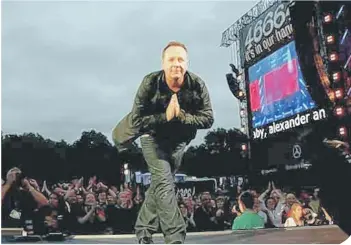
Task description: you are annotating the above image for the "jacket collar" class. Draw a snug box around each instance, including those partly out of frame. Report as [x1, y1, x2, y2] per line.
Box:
[159, 70, 191, 91]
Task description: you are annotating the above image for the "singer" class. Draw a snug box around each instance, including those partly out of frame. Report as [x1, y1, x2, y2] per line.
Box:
[112, 41, 214, 244]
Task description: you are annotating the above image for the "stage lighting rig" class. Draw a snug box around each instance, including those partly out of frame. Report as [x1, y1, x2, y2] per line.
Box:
[335, 106, 345, 117]
[226, 64, 246, 102]
[315, 2, 351, 141]
[333, 72, 341, 82]
[324, 13, 333, 23]
[229, 64, 240, 77]
[291, 1, 350, 142]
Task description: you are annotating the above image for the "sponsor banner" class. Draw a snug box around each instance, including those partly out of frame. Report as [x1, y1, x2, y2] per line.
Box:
[240, 1, 293, 66]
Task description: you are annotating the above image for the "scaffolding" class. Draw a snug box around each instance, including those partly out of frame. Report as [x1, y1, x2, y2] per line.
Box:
[220, 0, 280, 158]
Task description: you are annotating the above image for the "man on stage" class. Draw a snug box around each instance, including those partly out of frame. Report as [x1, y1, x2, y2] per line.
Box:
[112, 41, 214, 244]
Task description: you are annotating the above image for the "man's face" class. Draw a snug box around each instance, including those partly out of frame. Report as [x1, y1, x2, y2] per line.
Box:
[287, 195, 297, 206]
[162, 46, 188, 82]
[76, 195, 84, 204]
[313, 188, 319, 198]
[49, 194, 59, 207]
[266, 198, 276, 210]
[250, 190, 258, 198]
[67, 195, 77, 204]
[98, 192, 107, 203]
[216, 198, 225, 209]
[201, 194, 211, 206]
[107, 195, 116, 205]
[294, 206, 303, 218]
[270, 191, 280, 202]
[179, 203, 187, 216]
[85, 193, 96, 206]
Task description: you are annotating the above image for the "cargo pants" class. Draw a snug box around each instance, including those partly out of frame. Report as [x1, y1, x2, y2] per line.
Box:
[135, 134, 187, 244]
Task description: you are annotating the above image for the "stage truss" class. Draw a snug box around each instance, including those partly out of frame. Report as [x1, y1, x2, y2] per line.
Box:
[220, 0, 281, 140]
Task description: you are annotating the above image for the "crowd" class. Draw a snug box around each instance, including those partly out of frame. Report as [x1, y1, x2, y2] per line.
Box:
[2, 167, 334, 236]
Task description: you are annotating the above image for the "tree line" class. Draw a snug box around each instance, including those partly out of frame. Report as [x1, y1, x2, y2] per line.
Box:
[1, 128, 249, 186]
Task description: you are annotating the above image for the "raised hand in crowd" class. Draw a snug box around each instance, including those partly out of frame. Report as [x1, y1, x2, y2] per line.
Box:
[64, 187, 76, 201]
[216, 208, 224, 218]
[78, 177, 84, 186]
[2, 167, 21, 201]
[78, 202, 97, 224]
[86, 176, 96, 191]
[21, 178, 49, 207]
[133, 185, 143, 204]
[267, 181, 272, 191]
[41, 180, 51, 196]
[97, 182, 108, 191]
[29, 179, 40, 191]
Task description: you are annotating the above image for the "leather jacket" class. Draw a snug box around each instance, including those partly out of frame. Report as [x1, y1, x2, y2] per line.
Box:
[112, 70, 214, 152]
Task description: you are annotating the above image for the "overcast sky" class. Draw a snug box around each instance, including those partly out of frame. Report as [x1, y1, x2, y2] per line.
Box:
[2, 0, 256, 146]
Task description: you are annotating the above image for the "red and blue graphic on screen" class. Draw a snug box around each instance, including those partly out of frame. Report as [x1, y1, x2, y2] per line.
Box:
[248, 41, 316, 129]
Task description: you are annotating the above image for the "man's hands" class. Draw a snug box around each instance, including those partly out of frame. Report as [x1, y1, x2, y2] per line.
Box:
[6, 167, 21, 186]
[174, 95, 180, 117]
[166, 94, 181, 121]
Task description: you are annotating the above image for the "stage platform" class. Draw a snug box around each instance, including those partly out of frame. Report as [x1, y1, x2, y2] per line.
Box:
[2, 225, 349, 244]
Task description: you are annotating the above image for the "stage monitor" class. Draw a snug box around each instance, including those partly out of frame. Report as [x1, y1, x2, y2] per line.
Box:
[247, 40, 327, 140]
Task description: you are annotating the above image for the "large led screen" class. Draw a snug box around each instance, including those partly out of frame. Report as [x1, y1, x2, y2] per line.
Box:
[248, 41, 317, 129]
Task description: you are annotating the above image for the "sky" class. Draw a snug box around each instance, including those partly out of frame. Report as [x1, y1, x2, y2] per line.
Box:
[2, 0, 256, 146]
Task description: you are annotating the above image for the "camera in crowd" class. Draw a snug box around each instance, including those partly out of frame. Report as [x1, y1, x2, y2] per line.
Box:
[15, 172, 26, 188]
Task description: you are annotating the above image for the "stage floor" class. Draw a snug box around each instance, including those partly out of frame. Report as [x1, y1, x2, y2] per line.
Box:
[2, 225, 349, 244]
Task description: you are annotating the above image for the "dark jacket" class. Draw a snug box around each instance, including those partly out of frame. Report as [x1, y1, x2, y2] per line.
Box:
[112, 70, 214, 152]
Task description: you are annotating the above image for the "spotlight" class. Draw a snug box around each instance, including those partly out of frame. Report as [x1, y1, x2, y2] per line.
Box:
[335, 106, 344, 116]
[238, 90, 245, 98]
[326, 35, 335, 44]
[335, 88, 343, 99]
[339, 126, 347, 137]
[324, 14, 332, 23]
[241, 143, 247, 151]
[329, 52, 338, 62]
[332, 72, 341, 82]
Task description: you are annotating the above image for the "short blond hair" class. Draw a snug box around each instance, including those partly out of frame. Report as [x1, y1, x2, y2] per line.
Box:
[162, 41, 188, 59]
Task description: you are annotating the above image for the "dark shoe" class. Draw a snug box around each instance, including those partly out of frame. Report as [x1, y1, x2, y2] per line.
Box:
[139, 237, 153, 244]
[170, 241, 183, 244]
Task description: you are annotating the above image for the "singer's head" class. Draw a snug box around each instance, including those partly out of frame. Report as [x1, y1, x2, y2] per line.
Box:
[162, 41, 188, 86]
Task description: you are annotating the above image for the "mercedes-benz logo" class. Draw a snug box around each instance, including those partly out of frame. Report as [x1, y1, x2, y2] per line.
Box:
[292, 144, 302, 159]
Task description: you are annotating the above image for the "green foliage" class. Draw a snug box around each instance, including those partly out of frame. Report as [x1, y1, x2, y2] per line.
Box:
[1, 128, 248, 183]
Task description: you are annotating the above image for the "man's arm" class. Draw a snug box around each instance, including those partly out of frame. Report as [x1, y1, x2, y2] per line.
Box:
[131, 75, 167, 131]
[23, 180, 49, 207]
[177, 82, 214, 129]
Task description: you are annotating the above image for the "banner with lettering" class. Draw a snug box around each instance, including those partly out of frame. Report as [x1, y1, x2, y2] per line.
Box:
[240, 1, 294, 67]
[175, 180, 216, 199]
